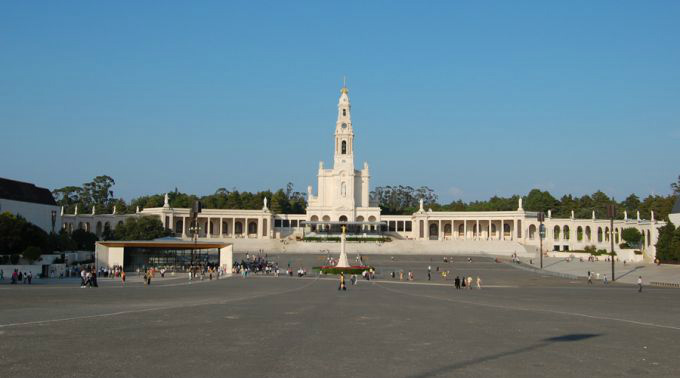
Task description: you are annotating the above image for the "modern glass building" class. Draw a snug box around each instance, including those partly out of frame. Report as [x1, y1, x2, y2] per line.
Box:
[95, 239, 233, 274]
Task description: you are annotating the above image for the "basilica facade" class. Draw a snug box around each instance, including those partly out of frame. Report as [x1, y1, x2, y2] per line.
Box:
[61, 85, 668, 258]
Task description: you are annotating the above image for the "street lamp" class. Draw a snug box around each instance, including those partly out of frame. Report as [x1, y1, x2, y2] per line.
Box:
[189, 200, 202, 269]
[607, 204, 616, 281]
[537, 212, 545, 269]
[51, 210, 57, 234]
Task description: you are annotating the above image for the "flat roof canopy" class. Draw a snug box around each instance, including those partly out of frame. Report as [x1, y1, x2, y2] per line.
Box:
[97, 240, 229, 250]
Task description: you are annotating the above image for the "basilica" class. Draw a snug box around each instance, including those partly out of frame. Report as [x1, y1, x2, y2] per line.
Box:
[61, 85, 666, 259]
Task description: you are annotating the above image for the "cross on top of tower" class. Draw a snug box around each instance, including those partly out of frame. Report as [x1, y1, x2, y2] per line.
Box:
[341, 76, 348, 94]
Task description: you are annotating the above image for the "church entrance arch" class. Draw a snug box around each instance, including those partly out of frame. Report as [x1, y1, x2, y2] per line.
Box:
[429, 223, 438, 240]
[248, 221, 257, 235]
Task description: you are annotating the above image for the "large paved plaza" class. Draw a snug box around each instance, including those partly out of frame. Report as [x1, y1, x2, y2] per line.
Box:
[1, 255, 679, 378]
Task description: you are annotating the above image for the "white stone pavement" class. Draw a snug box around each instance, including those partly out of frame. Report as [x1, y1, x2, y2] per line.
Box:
[519, 256, 680, 286]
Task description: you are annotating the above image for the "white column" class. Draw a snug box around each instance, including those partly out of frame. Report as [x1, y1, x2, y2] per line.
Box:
[232, 218, 236, 238]
[464, 220, 467, 240]
[258, 217, 262, 239]
[182, 217, 187, 238]
[206, 217, 211, 238]
[512, 219, 517, 240]
[439, 220, 442, 240]
[476, 220, 480, 240]
[500, 220, 504, 240]
[219, 217, 223, 237]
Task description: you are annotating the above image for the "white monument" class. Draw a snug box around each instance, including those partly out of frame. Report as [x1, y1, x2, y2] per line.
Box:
[336, 225, 350, 268]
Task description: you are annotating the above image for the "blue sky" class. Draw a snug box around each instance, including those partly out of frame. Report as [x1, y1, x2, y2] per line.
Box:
[1, 1, 679, 203]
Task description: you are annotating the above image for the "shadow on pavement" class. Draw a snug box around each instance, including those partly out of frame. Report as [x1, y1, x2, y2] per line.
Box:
[615, 265, 645, 281]
[406, 333, 601, 378]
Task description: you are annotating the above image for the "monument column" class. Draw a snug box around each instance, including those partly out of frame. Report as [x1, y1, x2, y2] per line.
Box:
[464, 220, 467, 240]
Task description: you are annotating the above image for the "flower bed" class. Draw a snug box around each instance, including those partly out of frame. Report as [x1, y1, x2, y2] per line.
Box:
[314, 265, 373, 275]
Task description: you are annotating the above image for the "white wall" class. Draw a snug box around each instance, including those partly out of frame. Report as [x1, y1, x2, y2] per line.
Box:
[669, 213, 680, 226]
[0, 198, 61, 233]
[219, 245, 233, 276]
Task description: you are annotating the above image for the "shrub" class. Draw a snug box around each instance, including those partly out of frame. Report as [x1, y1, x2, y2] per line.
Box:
[621, 228, 642, 247]
[314, 266, 373, 275]
[23, 246, 43, 262]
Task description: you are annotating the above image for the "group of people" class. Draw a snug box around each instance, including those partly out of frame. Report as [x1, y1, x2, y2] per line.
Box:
[80, 268, 99, 287]
[3, 269, 33, 284]
[454, 275, 481, 289]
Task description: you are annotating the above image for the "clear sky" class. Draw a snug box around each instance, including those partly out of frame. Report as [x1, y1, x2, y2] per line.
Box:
[1, 1, 679, 203]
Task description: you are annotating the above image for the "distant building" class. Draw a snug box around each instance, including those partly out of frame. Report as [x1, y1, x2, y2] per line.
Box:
[669, 197, 680, 226]
[61, 85, 667, 259]
[0, 177, 61, 233]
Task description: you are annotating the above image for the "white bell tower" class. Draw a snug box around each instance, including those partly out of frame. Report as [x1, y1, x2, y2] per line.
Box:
[334, 79, 354, 169]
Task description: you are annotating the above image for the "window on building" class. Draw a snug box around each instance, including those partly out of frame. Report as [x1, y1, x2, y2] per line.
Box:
[343, 109, 346, 116]
[341, 140, 347, 154]
[405, 221, 412, 232]
[274, 219, 282, 228]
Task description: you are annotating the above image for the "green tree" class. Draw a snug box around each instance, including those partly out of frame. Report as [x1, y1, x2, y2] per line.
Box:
[22, 246, 42, 263]
[524, 189, 558, 214]
[0, 212, 51, 255]
[70, 229, 98, 251]
[672, 227, 680, 263]
[671, 175, 680, 195]
[51, 186, 83, 213]
[271, 189, 289, 214]
[621, 228, 642, 248]
[113, 216, 172, 241]
[655, 222, 676, 263]
[82, 175, 115, 209]
[591, 190, 613, 218]
[622, 194, 641, 214]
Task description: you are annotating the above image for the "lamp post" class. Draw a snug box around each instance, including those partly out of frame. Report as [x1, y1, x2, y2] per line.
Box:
[538, 212, 545, 269]
[189, 200, 202, 268]
[607, 204, 616, 281]
[51, 210, 57, 234]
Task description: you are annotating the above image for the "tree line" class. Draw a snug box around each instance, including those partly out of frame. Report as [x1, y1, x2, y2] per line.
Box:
[52, 177, 307, 215]
[373, 177, 679, 222]
[53, 176, 679, 222]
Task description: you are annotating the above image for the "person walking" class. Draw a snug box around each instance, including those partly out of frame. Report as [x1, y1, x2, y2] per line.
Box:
[637, 276, 643, 293]
[338, 272, 346, 291]
[603, 274, 608, 285]
[454, 276, 460, 289]
[121, 271, 126, 286]
[476, 276, 482, 289]
[587, 271, 592, 285]
[427, 265, 432, 281]
[467, 276, 473, 290]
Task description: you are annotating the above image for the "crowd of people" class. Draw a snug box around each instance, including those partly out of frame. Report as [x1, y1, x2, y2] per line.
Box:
[2, 269, 33, 284]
